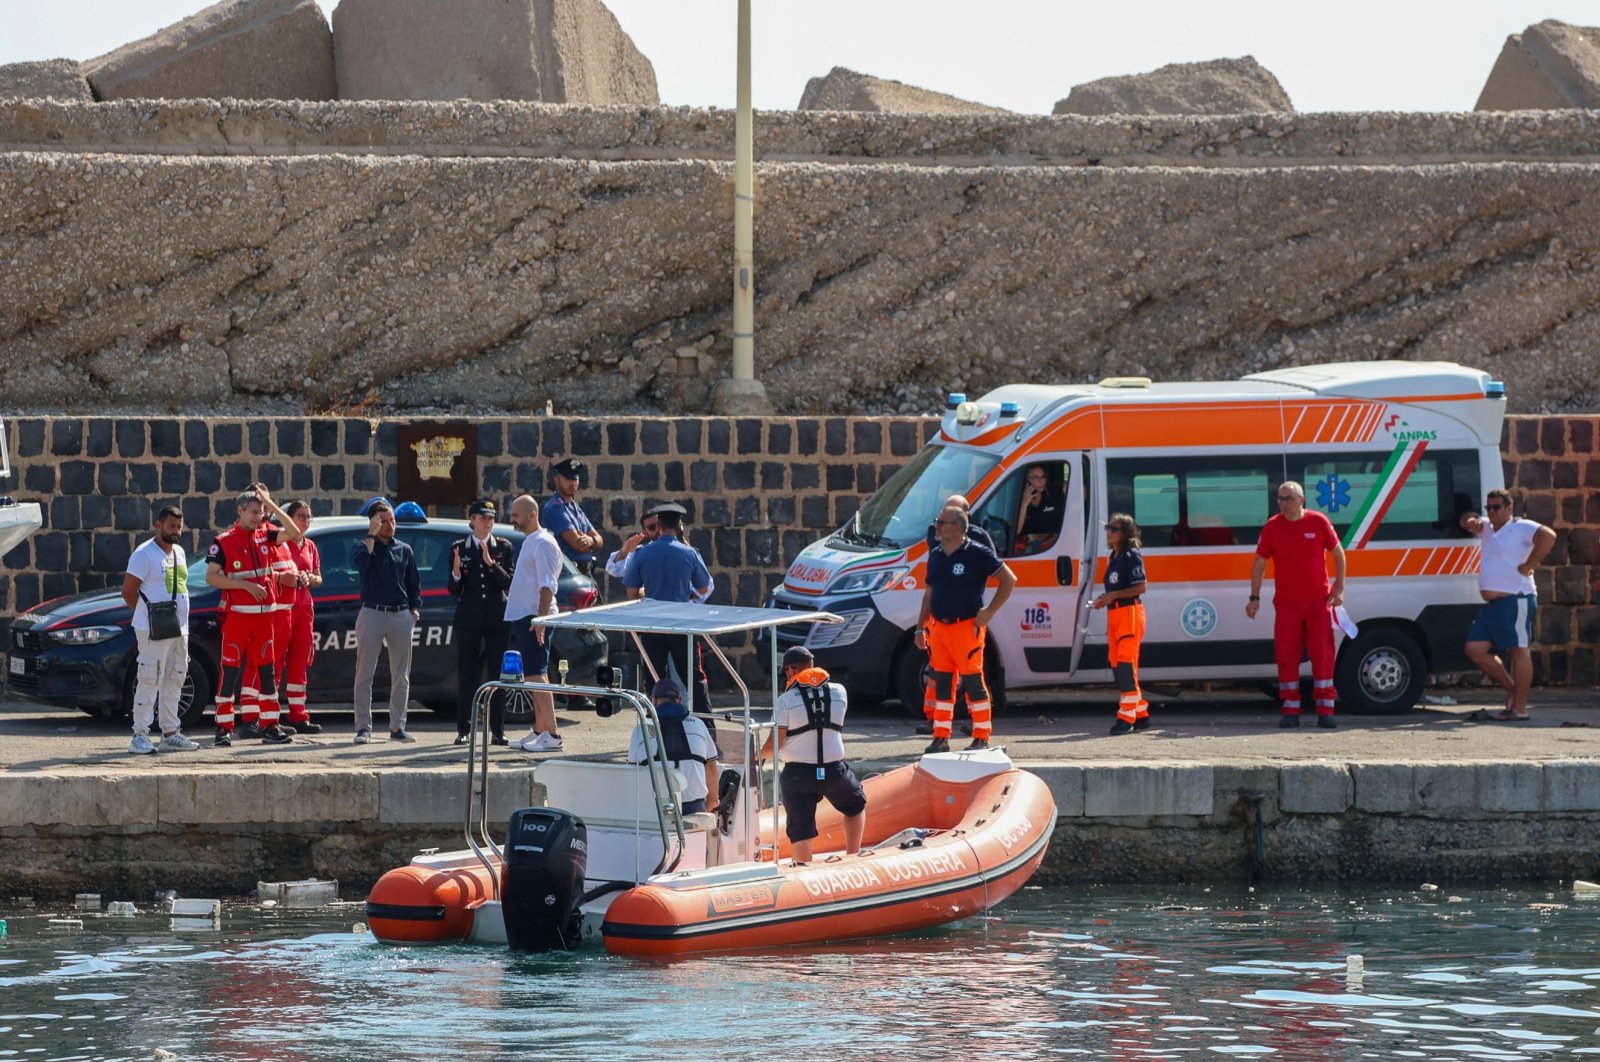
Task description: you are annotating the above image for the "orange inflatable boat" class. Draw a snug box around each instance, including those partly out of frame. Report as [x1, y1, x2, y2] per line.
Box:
[367, 747, 1055, 956]
[366, 600, 1056, 956]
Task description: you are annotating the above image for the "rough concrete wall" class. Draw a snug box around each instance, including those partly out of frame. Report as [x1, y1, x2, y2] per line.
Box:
[2, 415, 1594, 687]
[1476, 20, 1600, 111]
[3, 150, 1600, 416]
[0, 59, 93, 103]
[1054, 56, 1293, 116]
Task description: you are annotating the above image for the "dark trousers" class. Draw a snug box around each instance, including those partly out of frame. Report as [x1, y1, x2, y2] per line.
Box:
[639, 632, 713, 714]
[456, 606, 509, 737]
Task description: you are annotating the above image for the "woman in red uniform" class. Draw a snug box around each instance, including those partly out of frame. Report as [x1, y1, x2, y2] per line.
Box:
[281, 500, 323, 734]
[1093, 513, 1149, 735]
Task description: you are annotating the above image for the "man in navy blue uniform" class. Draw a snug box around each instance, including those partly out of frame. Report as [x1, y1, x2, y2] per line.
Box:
[543, 457, 604, 575]
[624, 502, 715, 715]
[916, 493, 995, 732]
[915, 506, 1016, 753]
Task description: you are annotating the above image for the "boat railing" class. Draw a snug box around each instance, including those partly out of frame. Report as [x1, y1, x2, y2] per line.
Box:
[462, 680, 688, 898]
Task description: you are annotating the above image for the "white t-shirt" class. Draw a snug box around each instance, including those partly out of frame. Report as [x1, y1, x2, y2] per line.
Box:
[777, 678, 849, 764]
[127, 539, 190, 631]
[506, 528, 562, 622]
[628, 713, 717, 802]
[1476, 516, 1539, 596]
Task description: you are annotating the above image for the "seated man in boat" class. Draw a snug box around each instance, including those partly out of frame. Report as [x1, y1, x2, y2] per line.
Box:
[628, 679, 720, 816]
[762, 646, 867, 865]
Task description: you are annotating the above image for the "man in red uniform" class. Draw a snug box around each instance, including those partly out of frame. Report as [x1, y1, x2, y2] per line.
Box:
[205, 485, 304, 746]
[280, 500, 323, 734]
[1247, 481, 1346, 729]
[237, 529, 300, 735]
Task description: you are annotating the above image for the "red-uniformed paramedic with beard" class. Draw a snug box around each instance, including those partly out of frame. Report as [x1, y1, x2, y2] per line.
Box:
[1247, 481, 1346, 729]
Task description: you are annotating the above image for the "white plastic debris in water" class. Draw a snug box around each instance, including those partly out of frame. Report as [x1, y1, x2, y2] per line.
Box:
[107, 901, 139, 916]
[170, 898, 221, 919]
[257, 879, 339, 909]
[154, 1049, 177, 1061]
[1420, 883, 1439, 891]
[48, 918, 84, 928]
[1345, 954, 1365, 988]
[75, 892, 102, 911]
[1573, 880, 1600, 896]
[352, 922, 368, 935]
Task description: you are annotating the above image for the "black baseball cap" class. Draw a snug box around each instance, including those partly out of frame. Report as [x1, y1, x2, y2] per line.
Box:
[551, 457, 585, 480]
[782, 646, 814, 669]
[467, 499, 497, 518]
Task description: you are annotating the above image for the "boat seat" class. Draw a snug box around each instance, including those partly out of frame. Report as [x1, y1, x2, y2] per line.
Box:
[536, 760, 685, 827]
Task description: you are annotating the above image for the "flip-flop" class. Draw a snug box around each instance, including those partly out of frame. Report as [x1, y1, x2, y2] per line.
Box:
[1491, 710, 1531, 722]
[1468, 709, 1496, 721]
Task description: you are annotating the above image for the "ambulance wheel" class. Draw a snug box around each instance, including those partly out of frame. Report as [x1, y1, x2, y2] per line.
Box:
[892, 645, 928, 718]
[1336, 627, 1426, 715]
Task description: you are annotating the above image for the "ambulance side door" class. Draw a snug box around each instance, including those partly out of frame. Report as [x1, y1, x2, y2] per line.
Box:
[971, 452, 1095, 679]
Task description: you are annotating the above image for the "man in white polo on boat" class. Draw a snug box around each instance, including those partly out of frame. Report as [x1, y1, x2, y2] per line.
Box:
[761, 646, 867, 865]
[628, 678, 720, 815]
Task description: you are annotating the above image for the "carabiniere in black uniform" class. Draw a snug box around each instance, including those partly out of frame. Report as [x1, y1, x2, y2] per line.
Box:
[448, 520, 518, 743]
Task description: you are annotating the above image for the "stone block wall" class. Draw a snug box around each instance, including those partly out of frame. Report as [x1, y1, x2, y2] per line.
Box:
[2, 414, 1594, 686]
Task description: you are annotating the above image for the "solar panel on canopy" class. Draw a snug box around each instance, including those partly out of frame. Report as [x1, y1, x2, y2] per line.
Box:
[529, 599, 841, 636]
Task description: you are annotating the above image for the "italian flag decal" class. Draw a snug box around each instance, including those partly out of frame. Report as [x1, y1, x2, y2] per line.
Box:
[1342, 439, 1429, 550]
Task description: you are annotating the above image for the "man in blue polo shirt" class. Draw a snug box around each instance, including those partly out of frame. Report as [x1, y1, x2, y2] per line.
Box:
[915, 506, 1016, 753]
[624, 502, 714, 714]
[543, 457, 604, 575]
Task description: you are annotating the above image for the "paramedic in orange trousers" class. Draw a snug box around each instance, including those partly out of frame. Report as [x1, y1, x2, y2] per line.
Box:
[280, 500, 323, 733]
[1093, 513, 1150, 735]
[917, 494, 996, 736]
[1247, 481, 1346, 729]
[237, 525, 299, 734]
[915, 506, 1016, 753]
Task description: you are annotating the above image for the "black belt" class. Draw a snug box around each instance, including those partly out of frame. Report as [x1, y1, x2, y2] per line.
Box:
[1107, 598, 1142, 611]
[931, 616, 972, 625]
[364, 603, 410, 613]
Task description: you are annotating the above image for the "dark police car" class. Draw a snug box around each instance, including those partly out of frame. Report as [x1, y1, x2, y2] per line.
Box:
[2, 513, 606, 729]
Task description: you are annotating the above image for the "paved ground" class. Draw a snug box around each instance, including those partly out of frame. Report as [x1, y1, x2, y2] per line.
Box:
[3, 683, 1597, 774]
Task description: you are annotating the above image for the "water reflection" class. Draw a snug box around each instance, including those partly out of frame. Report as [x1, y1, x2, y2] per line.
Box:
[0, 887, 1598, 1060]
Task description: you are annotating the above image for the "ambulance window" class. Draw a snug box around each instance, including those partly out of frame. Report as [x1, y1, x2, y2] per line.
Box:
[851, 444, 1001, 550]
[1295, 449, 1480, 541]
[1107, 456, 1279, 547]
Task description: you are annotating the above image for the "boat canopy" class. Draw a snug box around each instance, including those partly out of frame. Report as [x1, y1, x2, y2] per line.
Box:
[530, 599, 842, 636]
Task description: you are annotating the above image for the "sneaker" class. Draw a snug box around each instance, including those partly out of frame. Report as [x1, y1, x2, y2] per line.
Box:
[287, 719, 321, 735]
[454, 733, 470, 746]
[260, 725, 292, 745]
[964, 738, 990, 751]
[390, 729, 416, 743]
[214, 727, 233, 748]
[923, 737, 950, 754]
[491, 734, 510, 747]
[524, 731, 564, 753]
[1108, 719, 1134, 736]
[129, 732, 157, 755]
[237, 721, 262, 739]
[354, 728, 371, 744]
[1279, 714, 1301, 729]
[158, 732, 199, 752]
[509, 730, 541, 751]
[1132, 717, 1152, 732]
[1317, 714, 1338, 729]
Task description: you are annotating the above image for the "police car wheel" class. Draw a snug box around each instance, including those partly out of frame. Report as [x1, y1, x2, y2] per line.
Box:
[1335, 627, 1426, 715]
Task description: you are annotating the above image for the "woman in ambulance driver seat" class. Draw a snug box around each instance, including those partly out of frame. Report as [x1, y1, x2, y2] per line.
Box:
[1013, 464, 1064, 556]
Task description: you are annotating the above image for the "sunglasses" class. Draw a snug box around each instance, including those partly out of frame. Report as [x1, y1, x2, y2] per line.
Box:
[1483, 503, 1505, 511]
[1104, 524, 1124, 532]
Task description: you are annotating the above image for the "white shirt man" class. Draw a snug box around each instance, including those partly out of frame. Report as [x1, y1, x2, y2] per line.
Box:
[505, 494, 565, 752]
[1460, 491, 1556, 720]
[628, 679, 720, 814]
[120, 505, 199, 753]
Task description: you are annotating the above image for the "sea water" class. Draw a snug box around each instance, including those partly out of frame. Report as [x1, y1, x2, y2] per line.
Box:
[1, 885, 1597, 1060]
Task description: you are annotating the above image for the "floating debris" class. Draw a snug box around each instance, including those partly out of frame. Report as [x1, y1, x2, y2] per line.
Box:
[1420, 883, 1439, 891]
[75, 892, 102, 911]
[1574, 880, 1600, 897]
[49, 917, 84, 929]
[257, 879, 339, 909]
[107, 901, 139, 916]
[170, 898, 222, 920]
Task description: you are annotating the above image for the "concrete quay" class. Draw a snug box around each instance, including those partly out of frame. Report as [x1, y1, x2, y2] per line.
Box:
[2, 687, 1597, 899]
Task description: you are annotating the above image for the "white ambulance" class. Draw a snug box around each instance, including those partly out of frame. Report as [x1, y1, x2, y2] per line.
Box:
[768, 361, 1505, 715]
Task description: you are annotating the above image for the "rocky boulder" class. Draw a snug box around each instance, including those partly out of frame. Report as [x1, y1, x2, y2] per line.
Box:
[333, 0, 659, 104]
[1476, 20, 1600, 111]
[85, 0, 335, 101]
[799, 67, 1007, 115]
[0, 60, 93, 102]
[1053, 57, 1292, 116]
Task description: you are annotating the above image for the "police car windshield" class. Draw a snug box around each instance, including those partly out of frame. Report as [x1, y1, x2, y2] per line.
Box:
[842, 445, 1000, 550]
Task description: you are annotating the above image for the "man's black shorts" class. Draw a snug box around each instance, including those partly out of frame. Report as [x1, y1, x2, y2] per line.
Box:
[779, 761, 867, 843]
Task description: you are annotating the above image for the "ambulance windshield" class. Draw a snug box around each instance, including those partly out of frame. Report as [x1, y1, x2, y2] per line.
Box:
[842, 445, 1001, 550]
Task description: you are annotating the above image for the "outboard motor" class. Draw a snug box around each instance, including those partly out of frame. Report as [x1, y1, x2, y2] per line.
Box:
[501, 807, 588, 952]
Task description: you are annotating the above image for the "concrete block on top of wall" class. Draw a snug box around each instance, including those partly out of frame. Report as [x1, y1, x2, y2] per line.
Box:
[1280, 763, 1352, 814]
[1476, 762, 1543, 813]
[1414, 764, 1479, 813]
[157, 770, 379, 824]
[1352, 763, 1414, 813]
[1544, 760, 1600, 811]
[1082, 764, 1213, 818]
[1030, 764, 1086, 817]
[378, 768, 540, 825]
[0, 774, 159, 827]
